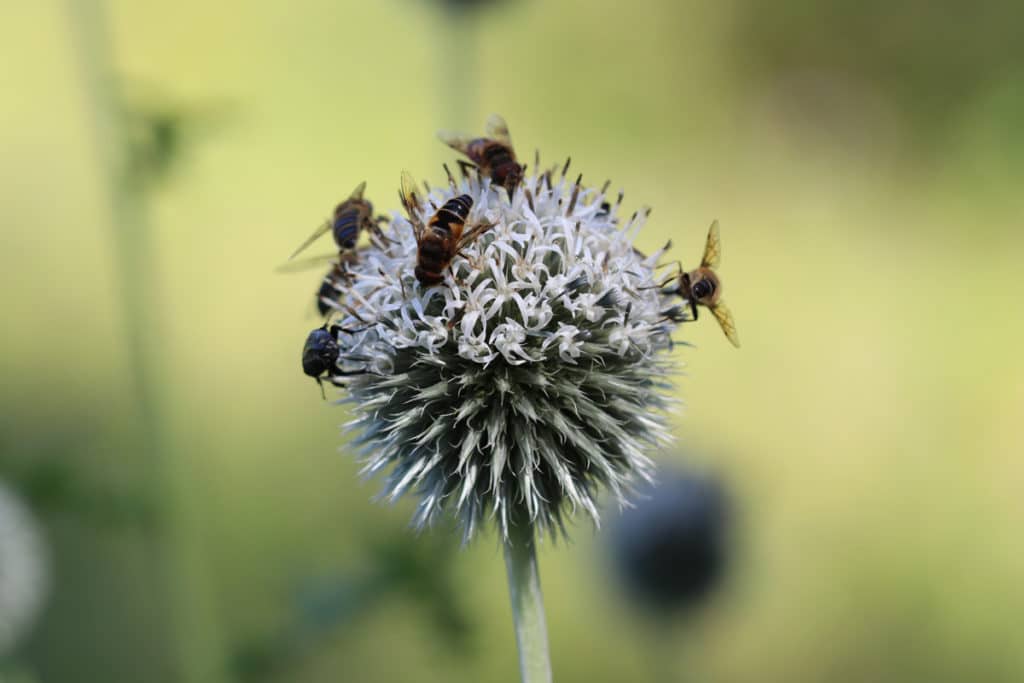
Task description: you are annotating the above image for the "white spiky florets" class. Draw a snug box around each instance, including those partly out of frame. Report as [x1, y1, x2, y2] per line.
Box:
[0, 481, 49, 657]
[323, 164, 689, 540]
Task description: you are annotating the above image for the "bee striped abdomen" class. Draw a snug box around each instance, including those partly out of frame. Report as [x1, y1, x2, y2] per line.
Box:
[332, 206, 364, 249]
[413, 194, 474, 287]
[428, 195, 473, 233]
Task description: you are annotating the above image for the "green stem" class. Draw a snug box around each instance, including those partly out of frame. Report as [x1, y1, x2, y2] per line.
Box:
[63, 3, 224, 681]
[503, 515, 553, 683]
[439, 3, 477, 129]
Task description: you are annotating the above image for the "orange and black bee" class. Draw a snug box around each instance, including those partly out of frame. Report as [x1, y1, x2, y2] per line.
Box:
[673, 220, 739, 348]
[288, 181, 385, 260]
[438, 114, 523, 194]
[399, 171, 493, 287]
[282, 182, 386, 315]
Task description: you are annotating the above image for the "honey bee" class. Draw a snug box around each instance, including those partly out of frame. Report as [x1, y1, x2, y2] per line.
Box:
[315, 257, 356, 316]
[399, 170, 492, 287]
[288, 181, 384, 260]
[277, 248, 358, 316]
[437, 113, 523, 194]
[674, 220, 739, 348]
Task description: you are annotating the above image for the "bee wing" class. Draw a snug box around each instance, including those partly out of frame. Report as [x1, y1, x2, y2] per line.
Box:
[437, 129, 472, 154]
[347, 180, 367, 201]
[288, 220, 333, 260]
[485, 113, 512, 145]
[399, 170, 425, 236]
[275, 252, 338, 273]
[400, 170, 421, 211]
[710, 301, 740, 348]
[701, 219, 721, 269]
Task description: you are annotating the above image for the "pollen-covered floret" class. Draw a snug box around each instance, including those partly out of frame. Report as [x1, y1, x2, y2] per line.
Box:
[320, 164, 687, 540]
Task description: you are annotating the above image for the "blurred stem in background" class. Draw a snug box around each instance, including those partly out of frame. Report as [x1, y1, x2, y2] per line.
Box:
[503, 515, 552, 683]
[233, 530, 472, 680]
[63, 2, 225, 681]
[436, 0, 482, 129]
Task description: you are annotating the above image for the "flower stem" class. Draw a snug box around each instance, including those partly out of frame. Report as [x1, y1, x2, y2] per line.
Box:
[63, 2, 224, 681]
[503, 515, 553, 683]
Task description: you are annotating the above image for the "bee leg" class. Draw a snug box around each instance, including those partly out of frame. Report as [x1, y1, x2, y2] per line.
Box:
[316, 377, 326, 400]
[456, 160, 477, 181]
[456, 221, 496, 252]
[638, 273, 678, 291]
[370, 221, 396, 245]
[655, 258, 683, 273]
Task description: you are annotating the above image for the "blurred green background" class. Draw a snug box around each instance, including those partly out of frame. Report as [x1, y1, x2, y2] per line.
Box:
[2, 1, 1023, 681]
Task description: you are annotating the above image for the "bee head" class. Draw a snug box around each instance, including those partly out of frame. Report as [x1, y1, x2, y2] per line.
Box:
[692, 278, 715, 301]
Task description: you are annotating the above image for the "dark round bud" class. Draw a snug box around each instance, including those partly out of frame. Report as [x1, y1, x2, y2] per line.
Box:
[438, 0, 504, 7]
[607, 467, 730, 616]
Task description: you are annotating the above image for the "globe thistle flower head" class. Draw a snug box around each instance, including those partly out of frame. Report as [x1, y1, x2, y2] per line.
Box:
[320, 149, 688, 541]
[606, 466, 730, 616]
[0, 481, 49, 657]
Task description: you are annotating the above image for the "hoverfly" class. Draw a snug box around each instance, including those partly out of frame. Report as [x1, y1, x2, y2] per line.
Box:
[287, 181, 385, 261]
[399, 170, 493, 287]
[673, 220, 739, 348]
[437, 113, 523, 194]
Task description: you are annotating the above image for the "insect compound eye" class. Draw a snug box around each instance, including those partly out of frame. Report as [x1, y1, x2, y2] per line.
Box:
[693, 279, 714, 300]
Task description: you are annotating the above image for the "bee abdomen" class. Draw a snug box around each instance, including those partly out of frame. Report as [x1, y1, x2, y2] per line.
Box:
[429, 194, 473, 232]
[332, 209, 362, 248]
